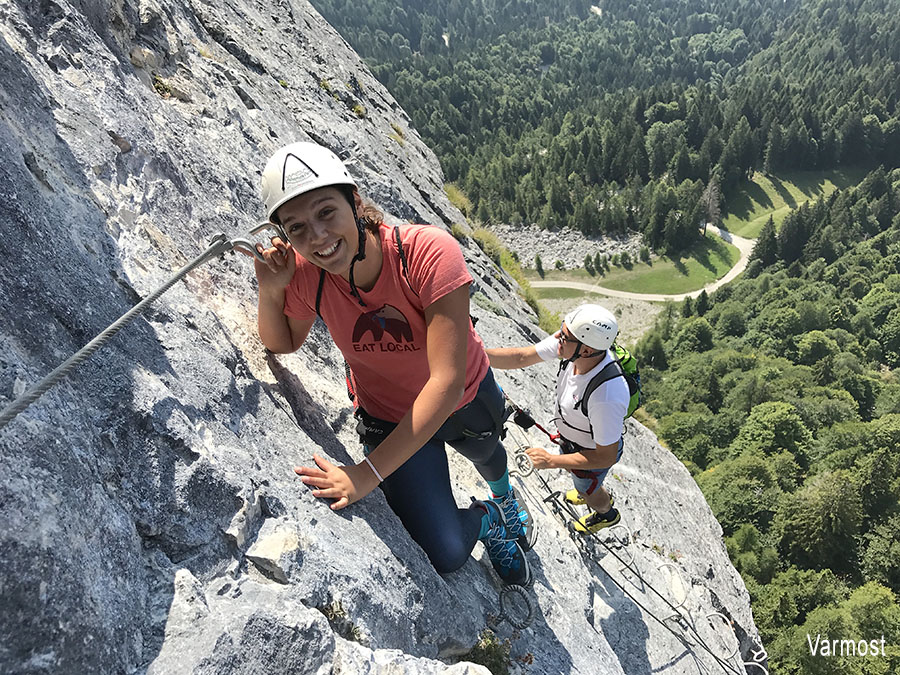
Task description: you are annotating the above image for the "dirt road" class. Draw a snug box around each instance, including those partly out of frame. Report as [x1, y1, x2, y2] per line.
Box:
[531, 226, 755, 302]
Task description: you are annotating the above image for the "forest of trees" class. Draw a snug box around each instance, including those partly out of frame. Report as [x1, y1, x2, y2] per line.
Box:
[635, 168, 900, 673]
[312, 0, 900, 253]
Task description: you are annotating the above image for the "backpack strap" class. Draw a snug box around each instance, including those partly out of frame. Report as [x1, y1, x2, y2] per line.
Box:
[555, 361, 595, 436]
[315, 268, 326, 318]
[344, 361, 356, 402]
[393, 224, 479, 326]
[575, 360, 626, 418]
[394, 225, 419, 298]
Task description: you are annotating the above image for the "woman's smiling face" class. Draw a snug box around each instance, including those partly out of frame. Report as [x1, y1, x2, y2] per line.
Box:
[277, 186, 361, 274]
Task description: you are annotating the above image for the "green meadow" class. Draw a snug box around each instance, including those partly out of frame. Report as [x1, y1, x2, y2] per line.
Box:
[527, 231, 739, 295]
[721, 168, 866, 238]
[525, 169, 869, 297]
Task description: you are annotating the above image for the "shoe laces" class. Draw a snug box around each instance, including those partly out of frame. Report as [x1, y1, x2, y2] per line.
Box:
[496, 491, 525, 536]
[483, 508, 520, 571]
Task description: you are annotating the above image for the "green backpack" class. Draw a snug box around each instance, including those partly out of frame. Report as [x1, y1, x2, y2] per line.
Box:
[574, 344, 642, 419]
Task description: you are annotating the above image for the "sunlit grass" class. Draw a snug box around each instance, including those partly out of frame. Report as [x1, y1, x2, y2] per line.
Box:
[722, 168, 867, 238]
[526, 232, 738, 295]
[444, 182, 471, 217]
[598, 233, 739, 293]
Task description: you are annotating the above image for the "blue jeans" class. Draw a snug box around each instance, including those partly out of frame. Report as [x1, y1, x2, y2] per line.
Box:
[363, 369, 508, 573]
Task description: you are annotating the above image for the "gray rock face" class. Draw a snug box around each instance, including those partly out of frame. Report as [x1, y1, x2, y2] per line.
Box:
[0, 1, 762, 674]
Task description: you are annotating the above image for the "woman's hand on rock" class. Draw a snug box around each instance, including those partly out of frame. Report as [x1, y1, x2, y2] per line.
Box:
[294, 453, 380, 510]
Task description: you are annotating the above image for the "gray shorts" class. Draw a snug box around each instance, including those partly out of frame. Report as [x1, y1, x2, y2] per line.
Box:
[569, 437, 624, 496]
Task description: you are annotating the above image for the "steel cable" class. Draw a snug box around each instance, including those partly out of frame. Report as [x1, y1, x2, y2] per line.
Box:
[0, 236, 235, 431]
[504, 396, 744, 675]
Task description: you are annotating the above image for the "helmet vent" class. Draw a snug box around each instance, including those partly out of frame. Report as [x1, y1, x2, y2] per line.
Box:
[282, 153, 319, 190]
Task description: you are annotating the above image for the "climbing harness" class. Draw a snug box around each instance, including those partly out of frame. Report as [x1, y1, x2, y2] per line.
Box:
[502, 393, 767, 675]
[0, 223, 281, 432]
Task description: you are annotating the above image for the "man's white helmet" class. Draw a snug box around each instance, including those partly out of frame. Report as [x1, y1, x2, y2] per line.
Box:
[564, 304, 618, 351]
[260, 142, 357, 222]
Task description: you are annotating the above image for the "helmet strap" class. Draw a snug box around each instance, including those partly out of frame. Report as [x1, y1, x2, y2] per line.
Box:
[559, 342, 603, 375]
[346, 195, 368, 307]
[559, 341, 583, 374]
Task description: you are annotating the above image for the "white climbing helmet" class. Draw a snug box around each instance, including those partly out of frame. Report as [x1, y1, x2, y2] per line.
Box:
[563, 304, 618, 351]
[260, 141, 357, 222]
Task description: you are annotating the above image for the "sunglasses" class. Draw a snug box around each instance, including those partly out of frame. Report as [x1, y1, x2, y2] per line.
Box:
[558, 324, 578, 343]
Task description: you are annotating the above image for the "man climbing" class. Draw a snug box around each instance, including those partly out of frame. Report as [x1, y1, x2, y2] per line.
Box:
[487, 304, 629, 534]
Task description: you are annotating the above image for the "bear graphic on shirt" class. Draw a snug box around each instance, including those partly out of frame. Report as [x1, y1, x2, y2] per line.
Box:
[352, 304, 413, 343]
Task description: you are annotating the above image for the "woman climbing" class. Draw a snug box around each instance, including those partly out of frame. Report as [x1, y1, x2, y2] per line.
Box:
[246, 141, 535, 585]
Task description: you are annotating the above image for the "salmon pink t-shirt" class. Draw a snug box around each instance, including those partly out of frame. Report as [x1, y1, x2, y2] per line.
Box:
[283, 222, 490, 423]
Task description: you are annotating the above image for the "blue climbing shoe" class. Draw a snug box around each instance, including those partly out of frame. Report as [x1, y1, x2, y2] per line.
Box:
[492, 487, 537, 552]
[473, 500, 532, 586]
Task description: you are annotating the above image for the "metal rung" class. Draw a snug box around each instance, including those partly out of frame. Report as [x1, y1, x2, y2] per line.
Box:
[496, 584, 536, 630]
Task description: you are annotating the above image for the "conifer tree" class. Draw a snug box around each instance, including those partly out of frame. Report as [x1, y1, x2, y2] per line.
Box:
[696, 289, 710, 316]
[753, 216, 778, 267]
[701, 175, 721, 235]
[763, 124, 783, 175]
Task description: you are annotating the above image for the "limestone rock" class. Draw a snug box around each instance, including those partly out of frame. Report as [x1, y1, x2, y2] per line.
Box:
[244, 518, 300, 583]
[487, 222, 644, 270]
[333, 639, 493, 674]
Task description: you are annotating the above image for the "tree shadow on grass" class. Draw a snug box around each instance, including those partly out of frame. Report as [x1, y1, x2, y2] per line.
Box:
[831, 167, 865, 190]
[787, 173, 827, 199]
[768, 175, 801, 208]
[669, 256, 688, 277]
[683, 237, 733, 275]
[724, 179, 773, 222]
[707, 237, 734, 265]
[692, 246, 714, 275]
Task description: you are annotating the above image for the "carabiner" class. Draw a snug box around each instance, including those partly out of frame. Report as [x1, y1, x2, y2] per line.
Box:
[210, 221, 290, 263]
